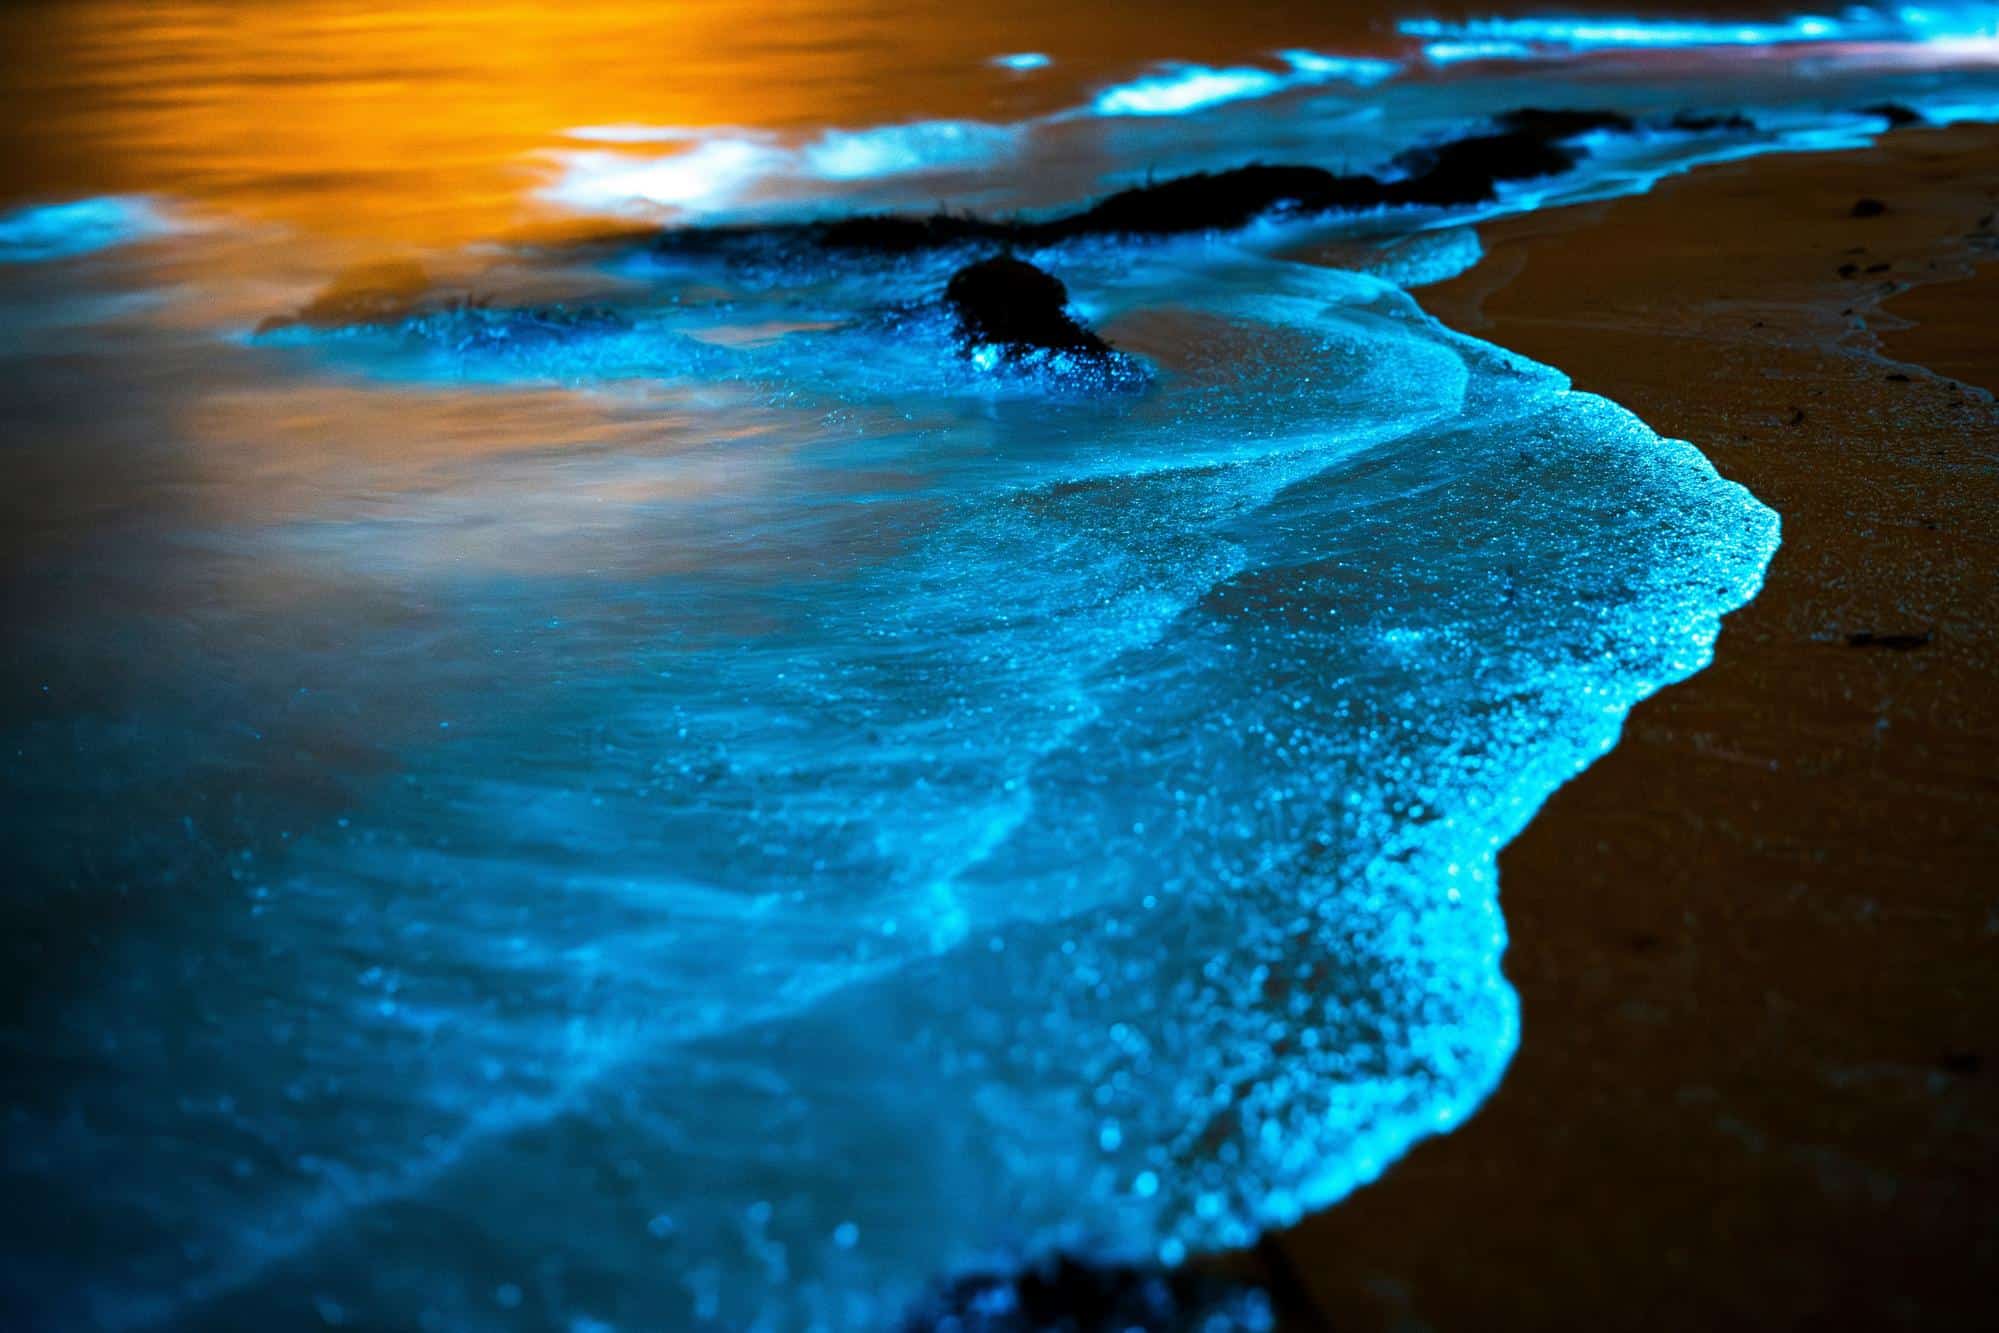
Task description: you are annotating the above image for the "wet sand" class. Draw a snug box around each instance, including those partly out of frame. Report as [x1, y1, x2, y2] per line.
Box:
[1266, 124, 1999, 1330]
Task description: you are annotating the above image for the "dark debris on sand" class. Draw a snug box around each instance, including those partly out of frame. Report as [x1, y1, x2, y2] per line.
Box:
[1845, 629, 1933, 651]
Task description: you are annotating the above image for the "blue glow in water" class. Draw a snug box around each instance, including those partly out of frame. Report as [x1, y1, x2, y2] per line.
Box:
[1401, 14, 1851, 50]
[1090, 50, 1396, 116]
[1419, 38, 1543, 65]
[1091, 64, 1291, 116]
[544, 18, 1999, 227]
[549, 137, 790, 215]
[547, 120, 1017, 215]
[1274, 49, 1402, 85]
[16, 233, 1779, 1331]
[1402, 4, 1999, 62]
[1357, 227, 1486, 287]
[1916, 93, 1999, 118]
[994, 51, 1053, 71]
[804, 120, 1019, 180]
[0, 195, 172, 262]
[23, 22, 1999, 1333]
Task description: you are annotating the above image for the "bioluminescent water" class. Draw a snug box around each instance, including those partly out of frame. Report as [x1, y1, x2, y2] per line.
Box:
[0, 197, 177, 264]
[2, 5, 1994, 1331]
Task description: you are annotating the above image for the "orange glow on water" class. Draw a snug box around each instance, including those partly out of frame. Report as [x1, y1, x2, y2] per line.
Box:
[0, 0, 1349, 247]
[2, 1, 883, 244]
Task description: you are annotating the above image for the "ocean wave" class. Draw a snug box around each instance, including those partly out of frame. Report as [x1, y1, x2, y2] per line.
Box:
[1089, 50, 1398, 117]
[1403, 4, 1999, 64]
[42, 238, 1778, 1331]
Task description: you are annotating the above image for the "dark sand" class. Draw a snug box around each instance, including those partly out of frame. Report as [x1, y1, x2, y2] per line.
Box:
[1264, 124, 1999, 1330]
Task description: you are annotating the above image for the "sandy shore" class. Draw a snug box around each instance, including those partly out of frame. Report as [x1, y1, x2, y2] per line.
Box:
[1260, 124, 1999, 1330]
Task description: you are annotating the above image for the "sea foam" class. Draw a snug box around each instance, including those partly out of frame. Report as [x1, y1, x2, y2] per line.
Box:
[23, 236, 1776, 1331]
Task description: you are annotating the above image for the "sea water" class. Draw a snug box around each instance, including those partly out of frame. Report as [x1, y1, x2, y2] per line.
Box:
[3, 5, 1995, 1331]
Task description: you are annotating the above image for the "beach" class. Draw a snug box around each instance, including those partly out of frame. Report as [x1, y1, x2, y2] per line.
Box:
[6, 6, 1999, 1324]
[1260, 122, 1999, 1331]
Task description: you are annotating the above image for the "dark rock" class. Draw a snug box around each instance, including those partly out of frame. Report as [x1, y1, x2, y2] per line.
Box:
[1383, 109, 1629, 207]
[1837, 262, 1860, 277]
[818, 213, 1014, 252]
[1845, 630, 1932, 650]
[1061, 109, 1626, 229]
[1885, 372, 1912, 382]
[653, 106, 1644, 257]
[1669, 110, 1756, 133]
[1494, 107, 1638, 138]
[1386, 130, 1582, 207]
[903, 1254, 1268, 1333]
[1060, 164, 1381, 237]
[1939, 1050, 1982, 1076]
[944, 255, 1111, 359]
[1862, 102, 1925, 128]
[1851, 197, 1889, 218]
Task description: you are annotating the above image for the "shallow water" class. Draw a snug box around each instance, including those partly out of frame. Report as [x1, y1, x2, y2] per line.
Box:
[2, 5, 1995, 1331]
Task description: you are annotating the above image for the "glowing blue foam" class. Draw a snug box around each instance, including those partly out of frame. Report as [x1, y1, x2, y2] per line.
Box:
[0, 195, 172, 262]
[1091, 50, 1397, 116]
[546, 137, 789, 215]
[1419, 38, 1542, 65]
[804, 120, 1018, 180]
[1092, 64, 1290, 115]
[1921, 94, 1999, 121]
[994, 52, 1053, 71]
[547, 120, 1016, 215]
[1360, 227, 1486, 287]
[29, 242, 1778, 1332]
[1274, 49, 1402, 85]
[1401, 4, 1999, 62]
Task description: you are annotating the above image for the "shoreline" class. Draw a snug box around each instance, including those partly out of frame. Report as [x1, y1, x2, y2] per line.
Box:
[1257, 123, 1999, 1330]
